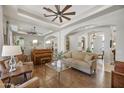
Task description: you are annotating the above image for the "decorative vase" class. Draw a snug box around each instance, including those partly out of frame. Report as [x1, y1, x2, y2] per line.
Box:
[56, 60, 62, 67]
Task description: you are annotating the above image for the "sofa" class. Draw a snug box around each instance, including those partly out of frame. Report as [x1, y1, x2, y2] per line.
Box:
[63, 51, 98, 75]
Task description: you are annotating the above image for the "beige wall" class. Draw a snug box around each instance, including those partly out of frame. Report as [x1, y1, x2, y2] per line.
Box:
[14, 34, 44, 55]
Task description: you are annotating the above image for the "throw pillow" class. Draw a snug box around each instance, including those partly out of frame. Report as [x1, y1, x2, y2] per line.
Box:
[84, 54, 93, 62]
[72, 51, 84, 60]
[64, 51, 72, 58]
[16, 61, 23, 67]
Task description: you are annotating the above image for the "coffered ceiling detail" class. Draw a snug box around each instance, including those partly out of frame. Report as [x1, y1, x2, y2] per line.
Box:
[3, 5, 117, 36]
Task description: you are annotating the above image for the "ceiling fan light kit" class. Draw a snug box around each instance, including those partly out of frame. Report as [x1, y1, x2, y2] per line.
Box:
[43, 5, 76, 23]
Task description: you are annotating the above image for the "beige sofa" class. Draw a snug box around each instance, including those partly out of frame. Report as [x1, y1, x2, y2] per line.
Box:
[63, 51, 98, 75]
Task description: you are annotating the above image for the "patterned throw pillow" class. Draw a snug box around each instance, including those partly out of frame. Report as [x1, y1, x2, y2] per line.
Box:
[64, 51, 72, 58]
[84, 54, 93, 62]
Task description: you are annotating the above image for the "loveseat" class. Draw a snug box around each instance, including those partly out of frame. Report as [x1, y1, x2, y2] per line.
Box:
[63, 51, 98, 75]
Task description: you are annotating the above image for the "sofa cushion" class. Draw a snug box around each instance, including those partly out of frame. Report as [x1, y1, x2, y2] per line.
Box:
[63, 58, 73, 63]
[64, 51, 72, 58]
[70, 59, 91, 69]
[72, 51, 84, 60]
[84, 54, 93, 62]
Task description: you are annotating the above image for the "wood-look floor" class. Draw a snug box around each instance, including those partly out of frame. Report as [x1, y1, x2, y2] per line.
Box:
[32, 60, 111, 88]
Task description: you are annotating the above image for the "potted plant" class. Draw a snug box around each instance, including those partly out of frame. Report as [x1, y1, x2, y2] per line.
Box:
[86, 47, 92, 53]
[55, 51, 64, 60]
[54, 51, 64, 67]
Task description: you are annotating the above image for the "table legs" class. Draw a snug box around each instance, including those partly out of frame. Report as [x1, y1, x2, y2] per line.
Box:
[57, 72, 61, 87]
[23, 72, 32, 82]
[24, 73, 28, 81]
[43, 65, 47, 87]
[8, 77, 11, 84]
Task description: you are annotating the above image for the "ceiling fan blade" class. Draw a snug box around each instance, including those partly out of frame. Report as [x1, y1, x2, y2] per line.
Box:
[59, 17, 63, 23]
[55, 5, 60, 13]
[62, 15, 71, 20]
[44, 14, 56, 17]
[43, 7, 57, 14]
[27, 32, 37, 35]
[61, 5, 72, 13]
[63, 12, 75, 15]
[52, 16, 58, 22]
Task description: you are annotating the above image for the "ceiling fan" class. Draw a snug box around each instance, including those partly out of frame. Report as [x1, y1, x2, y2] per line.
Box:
[27, 26, 42, 36]
[43, 5, 76, 23]
[27, 26, 37, 35]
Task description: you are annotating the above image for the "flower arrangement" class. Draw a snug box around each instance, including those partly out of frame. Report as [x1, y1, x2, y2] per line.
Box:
[86, 47, 92, 53]
[55, 51, 64, 60]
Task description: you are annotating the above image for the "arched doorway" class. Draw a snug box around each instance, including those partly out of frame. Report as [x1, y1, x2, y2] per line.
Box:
[44, 36, 58, 54]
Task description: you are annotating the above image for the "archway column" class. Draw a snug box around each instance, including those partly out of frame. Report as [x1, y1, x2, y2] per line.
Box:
[0, 6, 3, 56]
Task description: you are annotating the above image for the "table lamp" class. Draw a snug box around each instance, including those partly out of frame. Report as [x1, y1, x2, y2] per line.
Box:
[2, 45, 22, 72]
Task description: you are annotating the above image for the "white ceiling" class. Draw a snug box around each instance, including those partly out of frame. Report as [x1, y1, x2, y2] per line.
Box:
[18, 5, 95, 25]
[3, 5, 116, 36]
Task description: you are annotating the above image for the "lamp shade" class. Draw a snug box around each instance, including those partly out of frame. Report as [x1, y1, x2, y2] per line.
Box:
[2, 45, 22, 57]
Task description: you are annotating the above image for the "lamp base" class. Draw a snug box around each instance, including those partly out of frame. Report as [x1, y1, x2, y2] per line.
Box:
[9, 56, 17, 72]
[9, 68, 16, 72]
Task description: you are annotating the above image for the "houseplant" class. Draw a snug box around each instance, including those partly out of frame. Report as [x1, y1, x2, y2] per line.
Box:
[86, 47, 92, 53]
[54, 51, 64, 67]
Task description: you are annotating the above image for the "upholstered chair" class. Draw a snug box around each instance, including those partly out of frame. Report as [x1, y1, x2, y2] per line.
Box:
[111, 61, 124, 88]
[0, 77, 40, 88]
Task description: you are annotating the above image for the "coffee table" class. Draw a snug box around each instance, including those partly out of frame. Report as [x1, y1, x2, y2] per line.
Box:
[0, 63, 33, 84]
[45, 60, 71, 87]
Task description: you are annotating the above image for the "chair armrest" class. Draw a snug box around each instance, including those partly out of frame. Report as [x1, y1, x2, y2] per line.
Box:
[85, 59, 96, 65]
[16, 77, 40, 88]
[112, 71, 124, 88]
[0, 80, 5, 88]
[23, 62, 33, 66]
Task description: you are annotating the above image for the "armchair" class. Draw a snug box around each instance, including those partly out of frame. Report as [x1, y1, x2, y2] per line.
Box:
[112, 71, 124, 88]
[111, 61, 124, 88]
[0, 77, 40, 88]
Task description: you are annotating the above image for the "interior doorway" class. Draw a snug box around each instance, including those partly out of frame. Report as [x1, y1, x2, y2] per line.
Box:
[90, 32, 105, 60]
